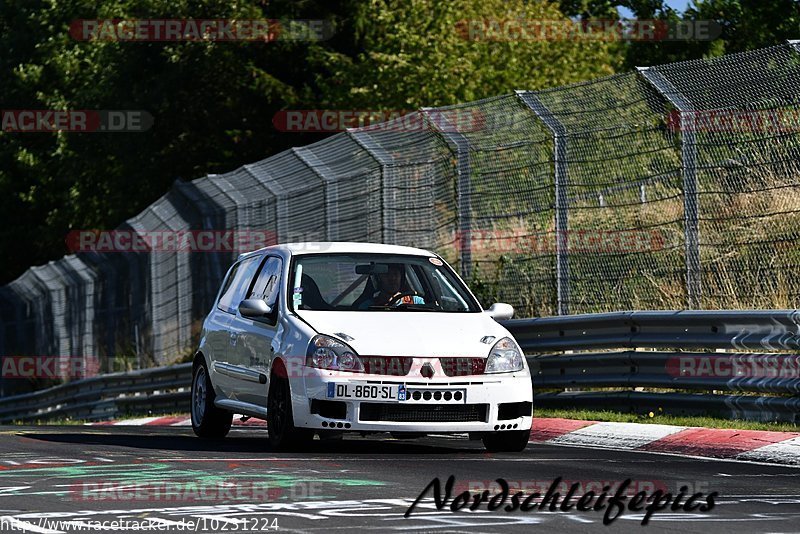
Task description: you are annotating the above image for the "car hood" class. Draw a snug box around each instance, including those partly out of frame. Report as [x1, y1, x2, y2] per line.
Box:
[296, 310, 512, 357]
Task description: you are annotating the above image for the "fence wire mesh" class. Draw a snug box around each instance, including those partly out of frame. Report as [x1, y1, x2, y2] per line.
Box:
[1, 43, 799, 378]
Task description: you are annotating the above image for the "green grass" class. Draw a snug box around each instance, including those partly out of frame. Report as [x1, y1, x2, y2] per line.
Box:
[535, 408, 800, 433]
[7, 418, 87, 426]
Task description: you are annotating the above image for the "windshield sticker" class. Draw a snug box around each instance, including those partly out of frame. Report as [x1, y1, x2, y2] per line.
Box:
[293, 264, 303, 308]
[428, 257, 443, 266]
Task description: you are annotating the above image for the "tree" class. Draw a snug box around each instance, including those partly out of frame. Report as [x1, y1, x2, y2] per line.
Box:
[0, 0, 622, 285]
[560, 0, 800, 68]
[310, 0, 620, 109]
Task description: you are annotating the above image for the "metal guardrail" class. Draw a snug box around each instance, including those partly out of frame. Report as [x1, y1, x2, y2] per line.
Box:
[0, 363, 191, 424]
[503, 310, 800, 351]
[501, 310, 800, 423]
[0, 310, 798, 424]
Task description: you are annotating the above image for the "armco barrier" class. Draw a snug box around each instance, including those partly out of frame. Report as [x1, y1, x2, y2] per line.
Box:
[502, 310, 800, 423]
[0, 310, 799, 423]
[0, 363, 191, 423]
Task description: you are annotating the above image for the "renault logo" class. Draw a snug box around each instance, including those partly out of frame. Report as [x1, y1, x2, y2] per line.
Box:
[420, 363, 434, 379]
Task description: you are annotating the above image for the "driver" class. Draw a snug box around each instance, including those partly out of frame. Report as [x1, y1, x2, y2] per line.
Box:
[358, 263, 425, 309]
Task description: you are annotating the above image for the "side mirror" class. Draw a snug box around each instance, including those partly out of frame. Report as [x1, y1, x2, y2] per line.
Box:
[239, 298, 272, 318]
[486, 303, 514, 320]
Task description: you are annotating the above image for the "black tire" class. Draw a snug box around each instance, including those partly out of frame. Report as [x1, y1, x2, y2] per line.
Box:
[267, 374, 313, 450]
[482, 429, 530, 452]
[191, 358, 232, 438]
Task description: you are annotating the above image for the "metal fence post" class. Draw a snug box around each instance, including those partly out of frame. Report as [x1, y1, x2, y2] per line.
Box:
[243, 164, 290, 243]
[294, 147, 339, 242]
[637, 67, 701, 309]
[348, 130, 396, 245]
[421, 108, 472, 281]
[516, 91, 570, 315]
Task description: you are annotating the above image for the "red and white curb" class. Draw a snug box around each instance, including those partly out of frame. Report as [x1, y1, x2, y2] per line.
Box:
[87, 415, 800, 466]
[87, 415, 265, 427]
[530, 418, 800, 466]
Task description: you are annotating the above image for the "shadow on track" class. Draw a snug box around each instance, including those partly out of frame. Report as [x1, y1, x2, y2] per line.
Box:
[11, 426, 490, 456]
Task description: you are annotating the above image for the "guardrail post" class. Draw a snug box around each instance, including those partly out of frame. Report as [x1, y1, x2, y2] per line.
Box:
[516, 91, 570, 315]
[637, 67, 701, 310]
[421, 108, 473, 281]
[293, 147, 340, 242]
[348, 130, 396, 245]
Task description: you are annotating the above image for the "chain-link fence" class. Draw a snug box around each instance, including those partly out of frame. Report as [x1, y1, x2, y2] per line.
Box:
[1, 42, 799, 380]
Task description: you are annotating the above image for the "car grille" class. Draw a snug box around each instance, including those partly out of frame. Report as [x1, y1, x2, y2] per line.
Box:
[440, 357, 486, 377]
[359, 357, 487, 377]
[359, 403, 489, 423]
[362, 356, 413, 376]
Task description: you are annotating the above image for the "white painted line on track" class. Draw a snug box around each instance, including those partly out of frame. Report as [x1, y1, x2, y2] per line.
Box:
[113, 416, 160, 426]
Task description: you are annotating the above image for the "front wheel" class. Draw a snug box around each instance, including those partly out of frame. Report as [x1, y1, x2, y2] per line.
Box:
[266, 374, 312, 450]
[482, 429, 530, 452]
[191, 358, 232, 438]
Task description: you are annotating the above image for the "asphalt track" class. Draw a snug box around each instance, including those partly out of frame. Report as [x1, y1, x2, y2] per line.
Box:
[0, 425, 799, 533]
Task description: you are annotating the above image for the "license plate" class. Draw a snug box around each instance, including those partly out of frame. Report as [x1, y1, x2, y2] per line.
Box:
[327, 383, 405, 401]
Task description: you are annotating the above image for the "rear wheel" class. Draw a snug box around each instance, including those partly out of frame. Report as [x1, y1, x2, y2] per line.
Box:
[191, 358, 232, 438]
[266, 374, 313, 450]
[482, 429, 530, 452]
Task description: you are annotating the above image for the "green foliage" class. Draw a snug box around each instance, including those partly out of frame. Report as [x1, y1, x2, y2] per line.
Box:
[0, 0, 621, 285]
[560, 0, 800, 68]
[312, 0, 620, 109]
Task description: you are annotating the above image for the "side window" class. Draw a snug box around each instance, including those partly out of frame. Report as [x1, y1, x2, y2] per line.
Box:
[249, 256, 283, 307]
[216, 262, 240, 309]
[217, 256, 261, 314]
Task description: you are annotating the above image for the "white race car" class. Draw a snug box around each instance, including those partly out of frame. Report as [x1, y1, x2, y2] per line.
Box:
[191, 242, 533, 452]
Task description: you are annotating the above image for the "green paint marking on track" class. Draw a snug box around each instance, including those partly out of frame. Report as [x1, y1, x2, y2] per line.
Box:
[0, 462, 386, 488]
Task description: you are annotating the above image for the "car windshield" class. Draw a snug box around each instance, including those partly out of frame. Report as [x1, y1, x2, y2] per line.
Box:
[289, 253, 481, 312]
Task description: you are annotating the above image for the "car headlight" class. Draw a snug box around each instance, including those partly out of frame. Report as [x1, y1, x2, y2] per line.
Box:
[485, 337, 524, 373]
[306, 334, 364, 372]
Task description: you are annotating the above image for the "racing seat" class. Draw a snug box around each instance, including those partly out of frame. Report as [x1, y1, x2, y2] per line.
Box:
[352, 277, 377, 310]
[299, 274, 332, 310]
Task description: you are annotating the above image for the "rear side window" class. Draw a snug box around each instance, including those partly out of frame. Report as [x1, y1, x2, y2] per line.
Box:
[217, 256, 261, 314]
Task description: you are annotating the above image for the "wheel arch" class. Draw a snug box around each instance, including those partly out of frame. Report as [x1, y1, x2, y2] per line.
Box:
[193, 351, 209, 369]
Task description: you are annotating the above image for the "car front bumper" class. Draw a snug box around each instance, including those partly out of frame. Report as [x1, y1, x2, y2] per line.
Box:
[293, 368, 533, 433]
